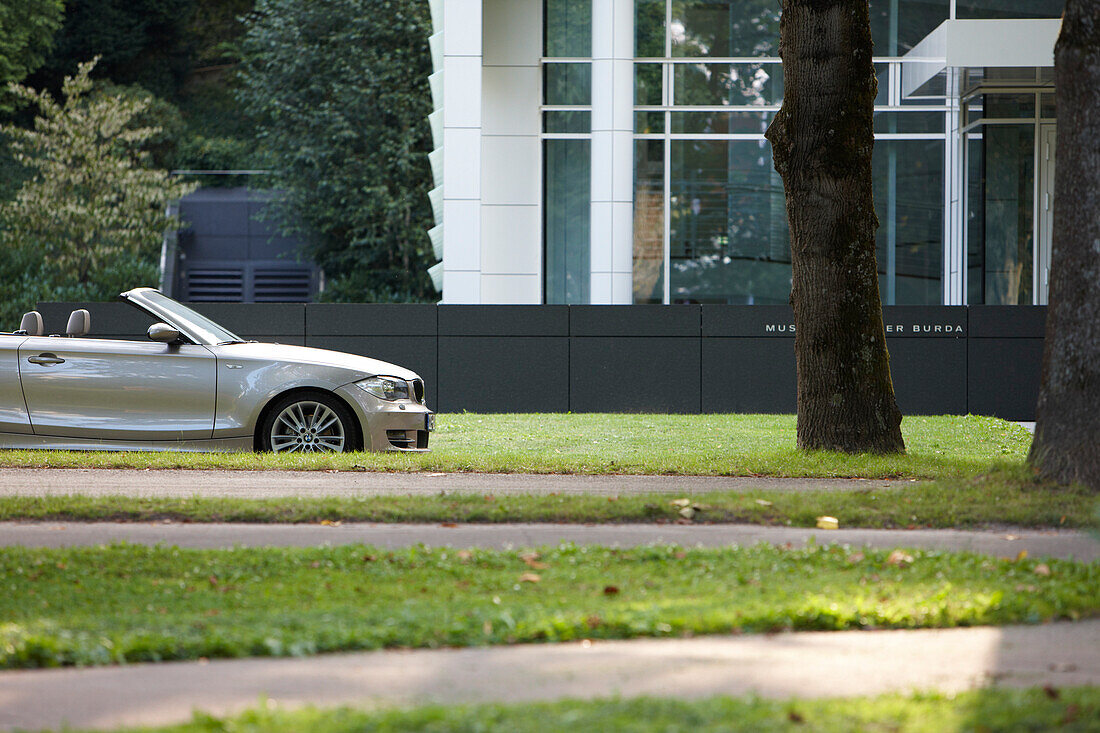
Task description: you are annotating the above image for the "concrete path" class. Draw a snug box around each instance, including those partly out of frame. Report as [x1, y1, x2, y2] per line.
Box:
[0, 468, 907, 498]
[3, 522, 1097, 560]
[1, 621, 1097, 732]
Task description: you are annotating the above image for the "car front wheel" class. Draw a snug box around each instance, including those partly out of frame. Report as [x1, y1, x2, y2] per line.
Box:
[260, 392, 356, 453]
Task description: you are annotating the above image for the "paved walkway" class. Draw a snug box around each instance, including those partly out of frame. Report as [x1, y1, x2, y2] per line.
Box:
[0, 468, 906, 497]
[3, 522, 1097, 560]
[1, 621, 1097, 732]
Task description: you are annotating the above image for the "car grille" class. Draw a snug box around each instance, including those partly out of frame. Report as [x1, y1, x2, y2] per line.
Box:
[411, 378, 425, 404]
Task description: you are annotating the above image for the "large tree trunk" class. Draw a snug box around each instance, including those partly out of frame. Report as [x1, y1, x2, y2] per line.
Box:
[764, 0, 904, 454]
[1028, 0, 1100, 492]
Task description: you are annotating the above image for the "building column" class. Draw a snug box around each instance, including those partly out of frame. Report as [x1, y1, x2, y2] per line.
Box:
[440, 0, 484, 303]
[590, 0, 634, 304]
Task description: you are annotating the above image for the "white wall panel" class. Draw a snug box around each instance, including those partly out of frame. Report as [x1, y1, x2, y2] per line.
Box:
[481, 274, 541, 304]
[442, 200, 482, 271]
[481, 206, 541, 275]
[590, 272, 612, 304]
[589, 203, 613, 272]
[484, 0, 541, 66]
[482, 67, 540, 135]
[444, 128, 482, 199]
[443, 0, 483, 56]
[443, 57, 483, 128]
[443, 270, 481, 304]
[482, 137, 539, 205]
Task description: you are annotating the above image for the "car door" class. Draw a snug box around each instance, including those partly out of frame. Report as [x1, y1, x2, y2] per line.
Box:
[18, 336, 217, 441]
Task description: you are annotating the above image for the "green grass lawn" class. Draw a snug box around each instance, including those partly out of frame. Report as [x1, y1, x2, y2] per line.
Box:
[4, 465, 1094, 529]
[3, 543, 1096, 669]
[84, 688, 1100, 733]
[0, 414, 1032, 479]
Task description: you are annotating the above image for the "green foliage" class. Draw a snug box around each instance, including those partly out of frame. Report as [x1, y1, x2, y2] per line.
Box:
[238, 0, 435, 303]
[1, 542, 1096, 668]
[0, 59, 195, 326]
[29, 0, 197, 99]
[0, 0, 64, 112]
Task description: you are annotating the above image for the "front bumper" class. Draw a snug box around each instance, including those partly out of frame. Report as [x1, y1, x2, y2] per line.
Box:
[335, 383, 434, 452]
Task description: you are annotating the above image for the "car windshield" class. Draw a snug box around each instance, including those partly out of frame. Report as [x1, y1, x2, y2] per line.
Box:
[138, 290, 244, 345]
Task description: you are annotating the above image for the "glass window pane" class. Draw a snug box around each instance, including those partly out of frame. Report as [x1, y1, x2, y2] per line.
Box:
[672, 63, 782, 106]
[545, 140, 591, 304]
[670, 110, 773, 134]
[966, 132, 985, 303]
[956, 1, 1064, 19]
[670, 1, 781, 58]
[873, 111, 945, 133]
[985, 93, 1036, 119]
[544, 63, 592, 105]
[1041, 93, 1056, 118]
[669, 140, 790, 304]
[875, 63, 890, 105]
[868, 0, 949, 56]
[635, 0, 665, 57]
[635, 63, 663, 105]
[634, 140, 665, 303]
[977, 125, 1035, 304]
[545, 0, 591, 57]
[873, 139, 944, 305]
[544, 110, 591, 133]
[635, 111, 665, 134]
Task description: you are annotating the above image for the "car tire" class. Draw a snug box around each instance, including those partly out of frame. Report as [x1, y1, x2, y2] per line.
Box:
[259, 391, 358, 453]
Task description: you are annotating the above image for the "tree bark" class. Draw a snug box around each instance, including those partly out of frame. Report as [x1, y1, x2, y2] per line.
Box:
[1028, 0, 1100, 492]
[764, 0, 904, 454]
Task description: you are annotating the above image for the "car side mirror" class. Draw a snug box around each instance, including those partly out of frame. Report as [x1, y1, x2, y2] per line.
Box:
[147, 322, 181, 343]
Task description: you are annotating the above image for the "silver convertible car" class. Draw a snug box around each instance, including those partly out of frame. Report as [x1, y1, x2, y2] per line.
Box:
[0, 288, 434, 453]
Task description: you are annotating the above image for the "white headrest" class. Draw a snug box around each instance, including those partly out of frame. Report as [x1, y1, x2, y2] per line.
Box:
[19, 311, 44, 336]
[66, 309, 90, 337]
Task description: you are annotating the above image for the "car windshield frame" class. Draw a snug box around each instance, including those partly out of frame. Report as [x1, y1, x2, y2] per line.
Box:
[120, 288, 245, 346]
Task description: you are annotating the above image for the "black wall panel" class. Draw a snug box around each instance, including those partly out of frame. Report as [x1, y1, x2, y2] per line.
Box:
[38, 302, 1047, 418]
[702, 338, 796, 413]
[570, 337, 700, 413]
[886, 338, 967, 415]
[438, 336, 568, 412]
[968, 338, 1045, 420]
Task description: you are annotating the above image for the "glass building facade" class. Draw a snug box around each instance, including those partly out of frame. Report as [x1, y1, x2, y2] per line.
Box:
[540, 0, 1065, 305]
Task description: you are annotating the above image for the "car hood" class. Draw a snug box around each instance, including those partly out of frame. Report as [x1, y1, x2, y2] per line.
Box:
[212, 342, 420, 383]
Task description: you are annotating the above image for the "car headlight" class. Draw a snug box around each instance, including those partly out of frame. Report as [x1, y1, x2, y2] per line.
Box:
[356, 376, 410, 401]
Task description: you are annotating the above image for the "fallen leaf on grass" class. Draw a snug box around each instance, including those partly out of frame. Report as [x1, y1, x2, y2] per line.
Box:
[670, 498, 691, 507]
[787, 710, 804, 724]
[520, 552, 548, 570]
[603, 585, 620, 596]
[518, 573, 541, 583]
[886, 550, 914, 567]
[847, 552, 865, 564]
[320, 519, 342, 527]
[456, 550, 473, 561]
[1043, 685, 1060, 700]
[1015, 549, 1028, 562]
[679, 506, 697, 519]
[815, 516, 839, 530]
[1034, 563, 1052, 576]
[755, 499, 773, 507]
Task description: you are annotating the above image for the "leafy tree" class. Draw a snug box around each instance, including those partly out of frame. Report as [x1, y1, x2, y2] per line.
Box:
[237, 0, 435, 302]
[0, 59, 195, 326]
[1028, 0, 1100, 492]
[764, 0, 904, 454]
[0, 0, 64, 112]
[28, 0, 196, 99]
